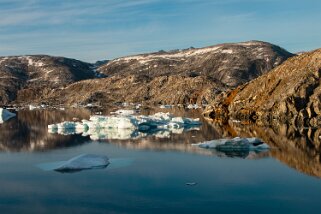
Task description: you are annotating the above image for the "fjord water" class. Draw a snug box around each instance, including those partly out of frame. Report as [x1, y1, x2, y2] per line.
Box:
[0, 108, 321, 213]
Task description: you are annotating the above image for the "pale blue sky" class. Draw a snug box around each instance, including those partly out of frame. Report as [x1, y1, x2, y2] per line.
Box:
[0, 0, 320, 62]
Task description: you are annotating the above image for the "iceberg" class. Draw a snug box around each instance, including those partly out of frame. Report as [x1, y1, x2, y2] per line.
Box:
[37, 154, 109, 173]
[0, 108, 16, 124]
[37, 154, 134, 173]
[193, 137, 269, 151]
[48, 112, 201, 140]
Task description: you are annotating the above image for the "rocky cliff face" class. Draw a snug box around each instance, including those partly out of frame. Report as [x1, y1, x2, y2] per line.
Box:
[0, 55, 96, 104]
[0, 41, 293, 106]
[204, 49, 321, 126]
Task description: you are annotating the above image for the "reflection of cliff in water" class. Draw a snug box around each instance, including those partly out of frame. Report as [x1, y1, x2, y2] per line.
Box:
[207, 119, 321, 178]
[0, 109, 91, 152]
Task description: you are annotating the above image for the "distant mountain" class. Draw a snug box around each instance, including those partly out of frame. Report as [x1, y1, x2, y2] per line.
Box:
[0, 55, 96, 104]
[0, 41, 294, 106]
[204, 48, 321, 127]
[98, 41, 293, 87]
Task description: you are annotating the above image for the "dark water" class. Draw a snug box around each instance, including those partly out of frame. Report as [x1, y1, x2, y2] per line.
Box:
[0, 108, 321, 213]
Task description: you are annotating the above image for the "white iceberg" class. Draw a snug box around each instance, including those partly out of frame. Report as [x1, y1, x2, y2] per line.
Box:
[0, 108, 16, 124]
[193, 137, 269, 151]
[48, 112, 202, 140]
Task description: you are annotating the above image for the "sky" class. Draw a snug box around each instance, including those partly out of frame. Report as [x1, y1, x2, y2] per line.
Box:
[0, 0, 320, 62]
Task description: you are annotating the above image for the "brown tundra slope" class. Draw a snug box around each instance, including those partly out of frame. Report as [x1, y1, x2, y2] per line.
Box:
[41, 41, 293, 106]
[204, 48, 321, 126]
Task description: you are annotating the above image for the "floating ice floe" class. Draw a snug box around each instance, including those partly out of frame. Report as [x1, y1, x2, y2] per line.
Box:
[193, 137, 269, 151]
[0, 108, 16, 123]
[48, 112, 201, 140]
[36, 154, 134, 173]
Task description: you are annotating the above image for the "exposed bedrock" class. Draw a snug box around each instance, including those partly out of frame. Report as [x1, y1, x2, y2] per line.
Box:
[204, 49, 321, 127]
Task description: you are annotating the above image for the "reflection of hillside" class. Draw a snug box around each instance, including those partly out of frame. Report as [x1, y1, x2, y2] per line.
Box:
[0, 109, 91, 152]
[206, 119, 321, 178]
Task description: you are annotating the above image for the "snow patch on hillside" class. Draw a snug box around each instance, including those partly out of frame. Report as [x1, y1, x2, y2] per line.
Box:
[222, 49, 233, 54]
[113, 46, 222, 63]
[25, 56, 45, 67]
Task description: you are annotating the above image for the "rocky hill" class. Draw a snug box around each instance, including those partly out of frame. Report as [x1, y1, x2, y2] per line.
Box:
[0, 55, 96, 104]
[204, 48, 321, 127]
[45, 41, 293, 106]
[0, 41, 293, 106]
[99, 41, 293, 88]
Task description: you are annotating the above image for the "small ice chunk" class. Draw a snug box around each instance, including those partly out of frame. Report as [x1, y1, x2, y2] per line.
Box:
[186, 182, 197, 186]
[0, 108, 16, 123]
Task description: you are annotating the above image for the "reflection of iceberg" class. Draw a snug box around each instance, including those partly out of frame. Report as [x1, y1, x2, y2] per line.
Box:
[207, 149, 269, 159]
[48, 112, 201, 140]
[0, 108, 16, 124]
[193, 137, 269, 158]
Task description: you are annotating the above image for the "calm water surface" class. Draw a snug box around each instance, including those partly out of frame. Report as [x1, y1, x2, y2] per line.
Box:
[0, 108, 320, 213]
